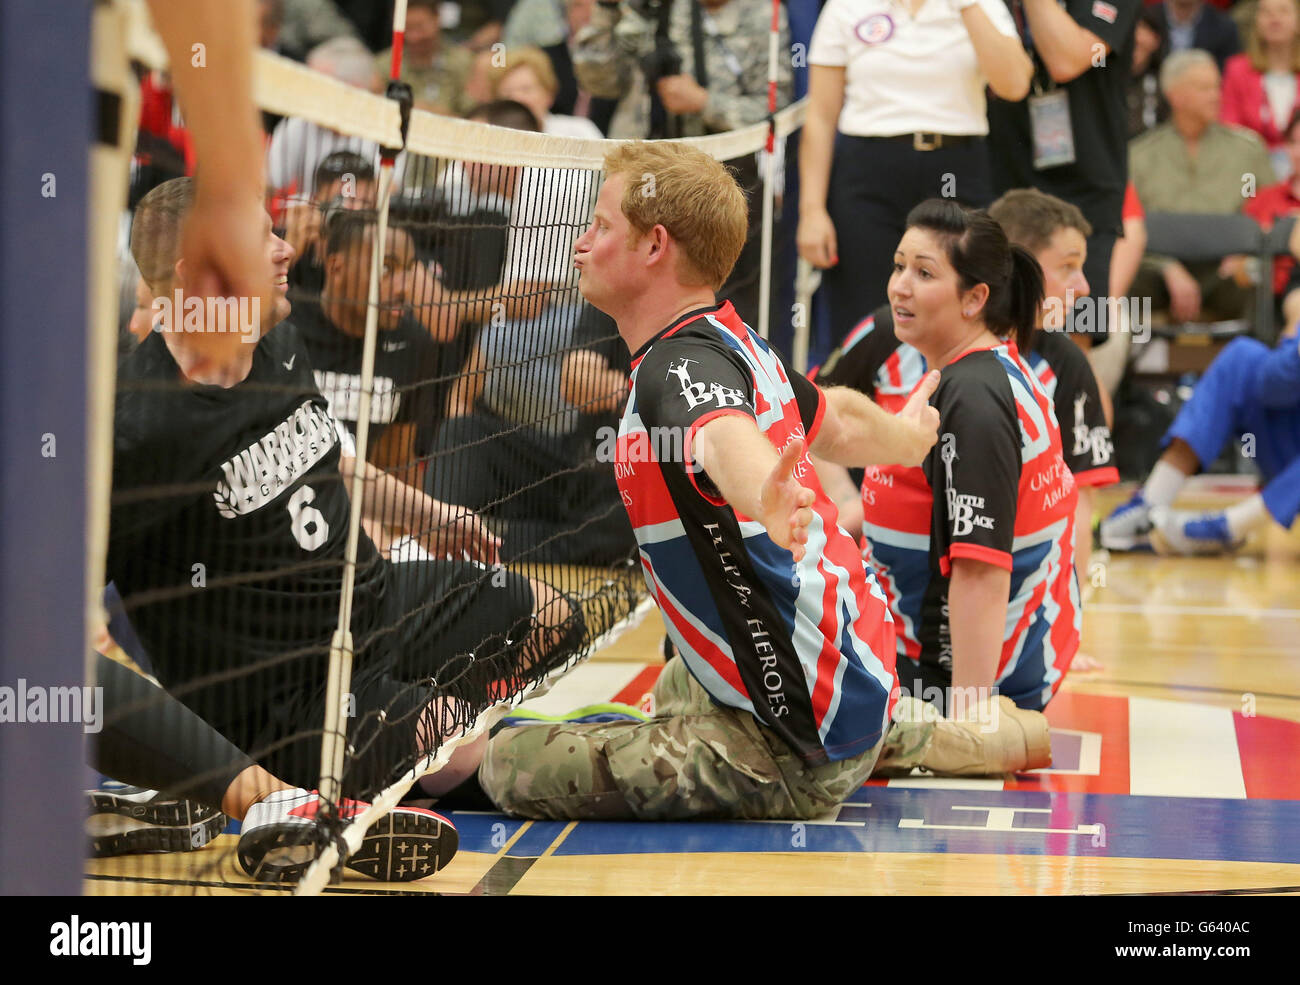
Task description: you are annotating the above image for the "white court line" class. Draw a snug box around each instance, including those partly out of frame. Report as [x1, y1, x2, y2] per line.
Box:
[1089, 603, 1300, 619]
[1128, 697, 1247, 799]
[886, 776, 1006, 791]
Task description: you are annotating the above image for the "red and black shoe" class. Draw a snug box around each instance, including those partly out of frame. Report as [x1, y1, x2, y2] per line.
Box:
[237, 788, 457, 883]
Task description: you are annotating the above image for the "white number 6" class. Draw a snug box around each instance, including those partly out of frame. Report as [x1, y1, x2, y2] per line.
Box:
[288, 485, 329, 551]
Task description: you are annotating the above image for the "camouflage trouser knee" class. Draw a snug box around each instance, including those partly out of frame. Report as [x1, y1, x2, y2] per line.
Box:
[480, 658, 926, 821]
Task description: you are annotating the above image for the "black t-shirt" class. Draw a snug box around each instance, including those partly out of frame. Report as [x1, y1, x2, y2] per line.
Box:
[987, 0, 1140, 234]
[1028, 329, 1117, 484]
[107, 325, 388, 731]
[291, 299, 445, 459]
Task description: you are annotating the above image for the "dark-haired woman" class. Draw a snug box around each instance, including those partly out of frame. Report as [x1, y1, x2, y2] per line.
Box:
[815, 199, 1080, 715]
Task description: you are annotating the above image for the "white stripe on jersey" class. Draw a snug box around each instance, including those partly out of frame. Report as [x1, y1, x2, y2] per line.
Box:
[791, 511, 895, 743]
[864, 524, 931, 552]
[634, 517, 687, 546]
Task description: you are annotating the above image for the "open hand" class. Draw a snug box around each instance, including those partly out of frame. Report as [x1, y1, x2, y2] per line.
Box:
[759, 439, 816, 562]
[897, 369, 941, 465]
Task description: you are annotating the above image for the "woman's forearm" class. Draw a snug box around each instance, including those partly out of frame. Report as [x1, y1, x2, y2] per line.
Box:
[948, 557, 1011, 698]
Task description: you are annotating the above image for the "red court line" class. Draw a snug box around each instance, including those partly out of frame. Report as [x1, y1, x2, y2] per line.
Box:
[1006, 691, 1130, 795]
[1234, 712, 1300, 801]
[611, 665, 664, 711]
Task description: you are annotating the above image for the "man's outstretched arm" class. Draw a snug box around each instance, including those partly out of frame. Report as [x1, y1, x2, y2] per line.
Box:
[811, 370, 941, 467]
[691, 371, 939, 559]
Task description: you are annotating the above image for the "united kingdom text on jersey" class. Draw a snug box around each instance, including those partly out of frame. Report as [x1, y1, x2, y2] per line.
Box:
[816, 308, 1081, 710]
[617, 301, 898, 766]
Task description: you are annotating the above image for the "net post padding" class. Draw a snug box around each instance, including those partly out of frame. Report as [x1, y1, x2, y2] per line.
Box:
[88, 0, 141, 682]
[294, 595, 656, 896]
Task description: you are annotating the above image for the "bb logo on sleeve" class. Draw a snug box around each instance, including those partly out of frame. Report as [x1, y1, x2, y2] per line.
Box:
[666, 358, 747, 411]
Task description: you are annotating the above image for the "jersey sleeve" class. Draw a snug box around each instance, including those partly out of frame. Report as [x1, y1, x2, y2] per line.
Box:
[813, 306, 898, 395]
[637, 338, 757, 504]
[1065, 0, 1140, 53]
[791, 366, 827, 444]
[1045, 334, 1118, 486]
[926, 366, 1021, 574]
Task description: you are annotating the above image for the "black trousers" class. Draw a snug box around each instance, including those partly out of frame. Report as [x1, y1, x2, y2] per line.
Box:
[92, 653, 253, 809]
[823, 135, 994, 346]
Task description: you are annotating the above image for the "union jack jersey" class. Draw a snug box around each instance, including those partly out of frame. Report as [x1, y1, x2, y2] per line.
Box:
[617, 302, 897, 766]
[815, 307, 1081, 711]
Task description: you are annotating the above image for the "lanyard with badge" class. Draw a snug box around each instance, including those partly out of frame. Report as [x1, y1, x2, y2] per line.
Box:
[1013, 0, 1077, 169]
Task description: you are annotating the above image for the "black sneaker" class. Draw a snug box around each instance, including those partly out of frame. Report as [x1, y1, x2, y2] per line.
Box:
[237, 788, 458, 883]
[86, 783, 228, 857]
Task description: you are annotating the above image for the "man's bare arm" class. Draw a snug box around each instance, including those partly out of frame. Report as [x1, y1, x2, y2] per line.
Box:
[692, 417, 816, 561]
[811, 372, 941, 468]
[144, 0, 274, 372]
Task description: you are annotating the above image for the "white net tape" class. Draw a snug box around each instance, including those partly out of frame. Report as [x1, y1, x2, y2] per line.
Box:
[121, 0, 805, 169]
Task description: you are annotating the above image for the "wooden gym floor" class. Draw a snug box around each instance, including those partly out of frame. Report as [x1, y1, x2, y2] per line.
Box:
[85, 480, 1300, 895]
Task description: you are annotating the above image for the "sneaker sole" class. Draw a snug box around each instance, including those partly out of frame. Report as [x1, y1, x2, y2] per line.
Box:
[87, 811, 228, 857]
[86, 792, 227, 857]
[239, 809, 458, 884]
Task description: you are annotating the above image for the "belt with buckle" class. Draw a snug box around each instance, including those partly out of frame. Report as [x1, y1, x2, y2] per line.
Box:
[872, 133, 979, 151]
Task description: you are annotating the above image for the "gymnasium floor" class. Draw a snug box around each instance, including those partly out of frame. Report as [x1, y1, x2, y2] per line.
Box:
[84, 480, 1300, 896]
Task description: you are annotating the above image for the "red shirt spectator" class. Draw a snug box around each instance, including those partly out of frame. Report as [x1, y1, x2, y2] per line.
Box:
[1220, 0, 1300, 160]
[1242, 108, 1300, 294]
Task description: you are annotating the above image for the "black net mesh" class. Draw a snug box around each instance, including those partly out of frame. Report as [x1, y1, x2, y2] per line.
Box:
[93, 74, 782, 891]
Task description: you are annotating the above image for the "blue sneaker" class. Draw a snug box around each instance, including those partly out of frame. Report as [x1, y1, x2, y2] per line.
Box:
[1150, 508, 1244, 556]
[1099, 490, 1154, 551]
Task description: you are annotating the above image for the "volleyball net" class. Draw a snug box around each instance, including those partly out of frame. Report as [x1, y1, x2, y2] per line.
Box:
[89, 0, 806, 894]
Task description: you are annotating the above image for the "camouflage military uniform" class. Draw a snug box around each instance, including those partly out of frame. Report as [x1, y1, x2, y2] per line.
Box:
[375, 46, 477, 116]
[481, 657, 937, 821]
[572, 0, 793, 139]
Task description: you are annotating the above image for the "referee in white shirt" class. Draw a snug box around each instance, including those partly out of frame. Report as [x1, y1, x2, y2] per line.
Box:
[797, 0, 1033, 344]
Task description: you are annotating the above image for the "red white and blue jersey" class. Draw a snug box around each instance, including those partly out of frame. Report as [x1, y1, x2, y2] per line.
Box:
[617, 302, 897, 766]
[815, 306, 1081, 711]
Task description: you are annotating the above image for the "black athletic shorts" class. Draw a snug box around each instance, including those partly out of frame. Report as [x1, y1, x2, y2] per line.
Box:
[251, 559, 536, 797]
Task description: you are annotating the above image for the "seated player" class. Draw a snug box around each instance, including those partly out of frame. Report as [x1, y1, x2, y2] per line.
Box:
[426, 299, 637, 565]
[1100, 327, 1300, 553]
[280, 150, 377, 302]
[476, 144, 1052, 822]
[819, 191, 1118, 602]
[814, 200, 1081, 716]
[299, 210, 448, 484]
[89, 651, 462, 882]
[111, 178, 582, 861]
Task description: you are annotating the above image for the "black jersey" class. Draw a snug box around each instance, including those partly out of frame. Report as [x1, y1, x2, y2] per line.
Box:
[291, 299, 444, 457]
[107, 325, 389, 731]
[1026, 330, 1118, 488]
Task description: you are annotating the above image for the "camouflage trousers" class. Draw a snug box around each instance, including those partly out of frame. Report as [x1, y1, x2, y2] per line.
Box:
[480, 658, 935, 821]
